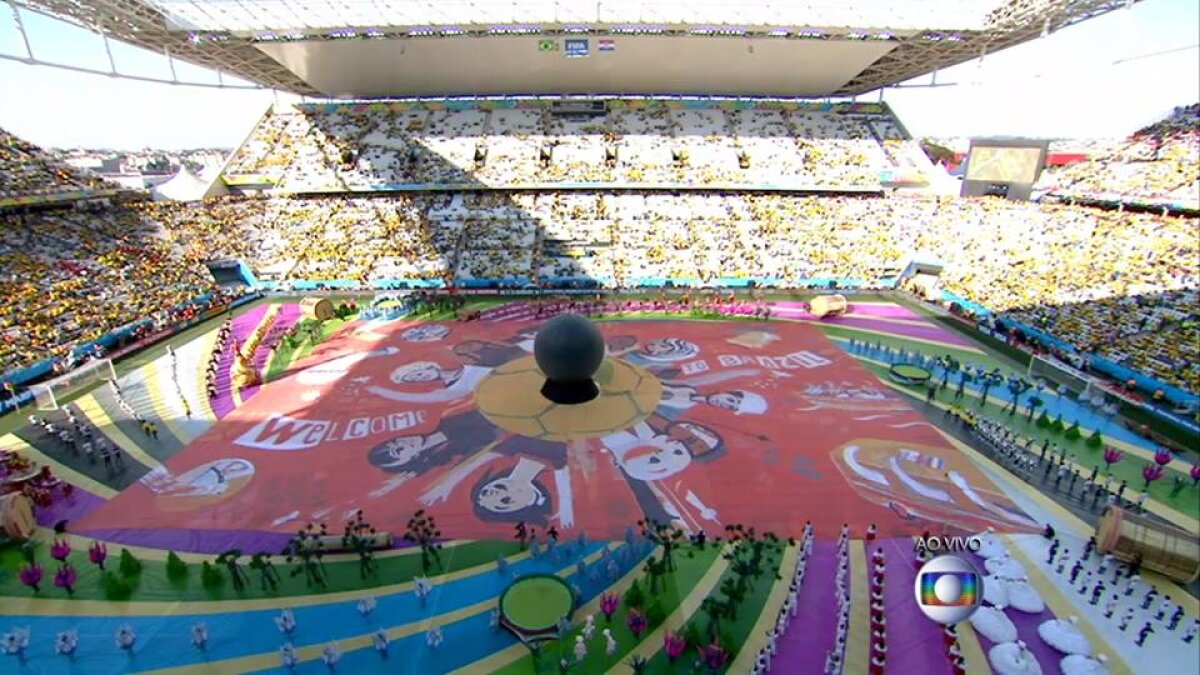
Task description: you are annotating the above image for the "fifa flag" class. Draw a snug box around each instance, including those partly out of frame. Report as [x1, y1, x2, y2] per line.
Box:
[565, 38, 589, 58]
[598, 39, 616, 52]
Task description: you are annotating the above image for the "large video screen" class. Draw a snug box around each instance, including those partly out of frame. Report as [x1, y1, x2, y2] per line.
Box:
[965, 146, 1044, 184]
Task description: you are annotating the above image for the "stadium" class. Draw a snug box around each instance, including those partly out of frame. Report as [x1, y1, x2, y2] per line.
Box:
[0, 1, 1198, 674]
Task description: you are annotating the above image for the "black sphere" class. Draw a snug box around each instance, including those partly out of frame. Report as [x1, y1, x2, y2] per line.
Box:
[534, 314, 605, 382]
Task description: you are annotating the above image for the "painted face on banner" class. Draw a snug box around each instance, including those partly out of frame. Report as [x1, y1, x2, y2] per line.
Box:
[402, 325, 450, 342]
[636, 338, 700, 362]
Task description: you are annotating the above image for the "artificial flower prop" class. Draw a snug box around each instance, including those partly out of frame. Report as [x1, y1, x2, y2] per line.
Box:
[88, 541, 108, 570]
[54, 630, 77, 658]
[357, 596, 377, 616]
[54, 564, 77, 596]
[114, 624, 137, 653]
[18, 564, 42, 593]
[275, 608, 297, 635]
[50, 539, 71, 562]
[599, 592, 620, 623]
[190, 623, 208, 651]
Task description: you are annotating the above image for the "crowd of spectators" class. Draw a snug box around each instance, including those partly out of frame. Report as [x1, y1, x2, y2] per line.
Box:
[0, 129, 122, 200]
[136, 191, 1198, 392]
[2, 189, 1195, 392]
[0, 204, 217, 373]
[1042, 104, 1200, 209]
[225, 104, 922, 192]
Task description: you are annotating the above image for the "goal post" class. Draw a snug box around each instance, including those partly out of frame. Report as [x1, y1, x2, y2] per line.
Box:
[1027, 354, 1096, 401]
[29, 359, 117, 411]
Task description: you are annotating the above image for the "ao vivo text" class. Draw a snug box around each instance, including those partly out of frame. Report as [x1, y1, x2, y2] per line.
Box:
[913, 535, 983, 555]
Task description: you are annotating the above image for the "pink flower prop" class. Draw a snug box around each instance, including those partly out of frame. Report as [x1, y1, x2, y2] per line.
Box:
[1190, 464, 1200, 486]
[1102, 447, 1124, 468]
[54, 564, 77, 596]
[663, 631, 687, 663]
[1142, 463, 1166, 488]
[599, 592, 620, 623]
[626, 609, 647, 638]
[50, 539, 71, 562]
[1154, 449, 1173, 467]
[700, 643, 730, 671]
[88, 541, 108, 570]
[19, 563, 43, 592]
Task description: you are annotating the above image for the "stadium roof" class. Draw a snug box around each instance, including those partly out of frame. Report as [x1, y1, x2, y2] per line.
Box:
[12, 0, 1138, 97]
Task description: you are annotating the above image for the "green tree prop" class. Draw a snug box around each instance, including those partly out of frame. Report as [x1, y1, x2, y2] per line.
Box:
[642, 557, 668, 594]
[979, 371, 1003, 407]
[249, 553, 281, 591]
[216, 550, 250, 592]
[624, 578, 646, 609]
[283, 523, 329, 588]
[1026, 396, 1043, 422]
[1064, 421, 1082, 441]
[645, 599, 667, 629]
[343, 510, 381, 580]
[200, 561, 224, 589]
[102, 571, 134, 600]
[403, 510, 443, 574]
[118, 549, 142, 577]
[684, 621, 706, 652]
[638, 519, 686, 572]
[1050, 414, 1065, 434]
[1086, 429, 1104, 449]
[716, 525, 785, 625]
[1036, 411, 1052, 428]
[165, 552, 188, 582]
[700, 596, 727, 639]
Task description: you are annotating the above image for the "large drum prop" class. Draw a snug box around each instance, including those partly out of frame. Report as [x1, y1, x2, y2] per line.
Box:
[300, 297, 335, 321]
[0, 492, 36, 541]
[810, 294, 848, 319]
[1096, 507, 1200, 583]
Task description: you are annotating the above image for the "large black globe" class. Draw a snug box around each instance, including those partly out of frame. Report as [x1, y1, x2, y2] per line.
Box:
[534, 313, 604, 404]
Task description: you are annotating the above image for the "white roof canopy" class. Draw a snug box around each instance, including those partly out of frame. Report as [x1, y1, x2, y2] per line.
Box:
[146, 0, 997, 33]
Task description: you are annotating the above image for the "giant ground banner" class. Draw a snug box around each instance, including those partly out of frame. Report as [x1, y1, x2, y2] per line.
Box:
[80, 319, 1037, 539]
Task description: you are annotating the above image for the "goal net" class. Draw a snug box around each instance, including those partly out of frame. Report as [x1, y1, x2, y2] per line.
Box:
[1027, 355, 1096, 401]
[29, 358, 117, 411]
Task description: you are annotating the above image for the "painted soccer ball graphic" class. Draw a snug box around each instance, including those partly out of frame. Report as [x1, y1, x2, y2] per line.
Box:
[475, 356, 663, 441]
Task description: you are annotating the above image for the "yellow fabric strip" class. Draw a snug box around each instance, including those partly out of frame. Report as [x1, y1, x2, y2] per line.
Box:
[843, 540, 871, 674]
[142, 355, 190, 445]
[953, 618, 991, 675]
[74, 393, 161, 472]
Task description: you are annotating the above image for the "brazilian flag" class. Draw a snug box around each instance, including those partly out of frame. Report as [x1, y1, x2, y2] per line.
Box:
[538, 39, 558, 52]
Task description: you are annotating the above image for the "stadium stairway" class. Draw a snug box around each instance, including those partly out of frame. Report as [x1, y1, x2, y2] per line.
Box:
[143, 336, 219, 443]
